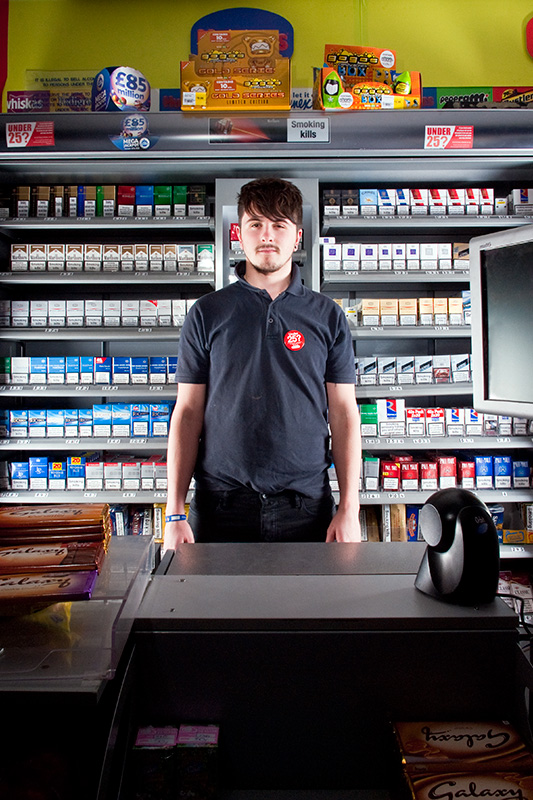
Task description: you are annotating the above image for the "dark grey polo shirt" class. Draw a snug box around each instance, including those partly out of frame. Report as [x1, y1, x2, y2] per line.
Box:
[175, 265, 356, 496]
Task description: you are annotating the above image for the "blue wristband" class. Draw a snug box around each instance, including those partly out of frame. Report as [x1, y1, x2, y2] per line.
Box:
[165, 514, 187, 523]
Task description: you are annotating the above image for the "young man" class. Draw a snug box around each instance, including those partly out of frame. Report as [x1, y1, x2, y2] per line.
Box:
[164, 177, 361, 546]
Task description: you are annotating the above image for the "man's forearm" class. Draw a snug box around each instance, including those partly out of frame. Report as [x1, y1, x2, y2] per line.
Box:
[166, 387, 205, 513]
[330, 416, 361, 513]
[328, 385, 361, 512]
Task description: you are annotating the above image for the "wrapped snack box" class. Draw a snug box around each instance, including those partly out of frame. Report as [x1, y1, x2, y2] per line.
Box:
[393, 721, 533, 774]
[127, 726, 179, 800]
[0, 541, 105, 573]
[0, 503, 111, 546]
[406, 771, 533, 800]
[0, 570, 98, 615]
[314, 44, 421, 110]
[181, 29, 291, 111]
[177, 725, 219, 799]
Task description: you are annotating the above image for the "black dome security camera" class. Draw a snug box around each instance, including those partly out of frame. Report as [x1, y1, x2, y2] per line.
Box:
[415, 488, 500, 605]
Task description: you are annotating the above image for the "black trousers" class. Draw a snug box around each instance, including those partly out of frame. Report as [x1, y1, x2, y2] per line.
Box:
[188, 487, 336, 543]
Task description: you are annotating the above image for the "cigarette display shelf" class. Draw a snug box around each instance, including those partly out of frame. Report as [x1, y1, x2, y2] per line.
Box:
[321, 213, 533, 235]
[9, 430, 528, 452]
[0, 489, 170, 504]
[350, 324, 471, 339]
[0, 383, 176, 398]
[323, 269, 469, 286]
[0, 435, 169, 451]
[0, 326, 183, 341]
[2, 431, 525, 455]
[361, 434, 533, 450]
[0, 322, 473, 341]
[356, 382, 473, 399]
[500, 544, 533, 560]
[0, 215, 215, 231]
[0, 271, 215, 285]
[2, 483, 531, 511]
[357, 488, 533, 505]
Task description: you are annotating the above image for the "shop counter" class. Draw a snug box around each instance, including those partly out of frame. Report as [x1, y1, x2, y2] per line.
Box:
[124, 542, 526, 794]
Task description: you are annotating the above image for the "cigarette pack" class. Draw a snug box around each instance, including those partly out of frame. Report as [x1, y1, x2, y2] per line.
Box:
[113, 356, 131, 384]
[377, 398, 405, 436]
[28, 409, 46, 438]
[93, 404, 112, 437]
[459, 460, 476, 489]
[425, 408, 445, 437]
[112, 403, 132, 437]
[48, 460, 66, 490]
[406, 408, 425, 436]
[85, 460, 104, 490]
[438, 456, 457, 488]
[381, 461, 400, 491]
[465, 408, 483, 436]
[445, 407, 465, 436]
[10, 461, 29, 490]
[359, 357, 377, 385]
[363, 455, 380, 491]
[420, 462, 438, 491]
[67, 456, 85, 490]
[94, 356, 112, 384]
[475, 455, 494, 488]
[494, 455, 512, 489]
[401, 461, 419, 491]
[131, 357, 149, 384]
[396, 356, 415, 384]
[132, 404, 150, 437]
[29, 456, 48, 489]
[359, 403, 378, 437]
[150, 404, 171, 437]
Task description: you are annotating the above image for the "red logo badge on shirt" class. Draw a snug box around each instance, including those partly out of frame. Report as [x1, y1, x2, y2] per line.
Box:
[284, 330, 305, 351]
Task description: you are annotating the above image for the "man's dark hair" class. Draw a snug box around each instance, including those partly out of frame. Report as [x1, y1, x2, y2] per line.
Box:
[237, 177, 303, 226]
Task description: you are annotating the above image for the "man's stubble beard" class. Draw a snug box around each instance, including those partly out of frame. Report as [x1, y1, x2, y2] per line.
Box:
[248, 250, 292, 276]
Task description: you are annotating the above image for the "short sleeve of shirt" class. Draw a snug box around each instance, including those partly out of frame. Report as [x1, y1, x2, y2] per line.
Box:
[175, 303, 209, 383]
[324, 304, 356, 384]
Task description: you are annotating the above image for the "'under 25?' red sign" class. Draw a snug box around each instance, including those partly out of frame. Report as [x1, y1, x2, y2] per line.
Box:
[424, 125, 474, 149]
[6, 120, 55, 148]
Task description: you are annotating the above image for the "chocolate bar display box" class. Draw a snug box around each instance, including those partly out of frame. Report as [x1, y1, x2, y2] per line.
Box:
[0, 503, 111, 546]
[393, 721, 533, 774]
[0, 541, 105, 573]
[0, 570, 97, 615]
[405, 771, 533, 800]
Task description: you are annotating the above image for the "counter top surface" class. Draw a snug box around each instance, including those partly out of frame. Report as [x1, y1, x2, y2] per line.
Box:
[164, 541, 426, 576]
[138, 552, 517, 632]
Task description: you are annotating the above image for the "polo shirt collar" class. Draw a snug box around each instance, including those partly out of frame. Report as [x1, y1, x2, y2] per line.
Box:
[235, 261, 305, 297]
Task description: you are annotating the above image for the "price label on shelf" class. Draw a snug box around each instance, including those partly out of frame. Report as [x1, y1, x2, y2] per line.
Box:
[6, 121, 55, 148]
[424, 125, 473, 149]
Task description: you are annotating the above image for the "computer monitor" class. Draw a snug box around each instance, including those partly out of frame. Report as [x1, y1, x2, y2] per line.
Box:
[469, 224, 533, 419]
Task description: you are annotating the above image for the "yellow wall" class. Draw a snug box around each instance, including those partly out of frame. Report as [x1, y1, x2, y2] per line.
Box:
[5, 0, 533, 102]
